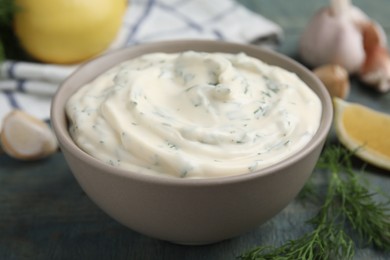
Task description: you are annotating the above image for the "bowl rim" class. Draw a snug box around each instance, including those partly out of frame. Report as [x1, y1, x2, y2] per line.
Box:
[51, 39, 333, 186]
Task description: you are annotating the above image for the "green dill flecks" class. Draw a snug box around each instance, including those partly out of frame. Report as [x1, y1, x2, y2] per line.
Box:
[113, 69, 129, 87]
[180, 169, 188, 178]
[81, 107, 95, 116]
[184, 85, 203, 107]
[69, 125, 78, 135]
[107, 159, 120, 167]
[191, 97, 202, 108]
[175, 68, 184, 78]
[185, 85, 195, 92]
[153, 109, 174, 121]
[252, 134, 263, 143]
[262, 75, 285, 95]
[261, 90, 272, 98]
[254, 105, 269, 118]
[235, 133, 248, 144]
[166, 141, 178, 150]
[213, 84, 231, 100]
[207, 68, 219, 85]
[253, 106, 264, 115]
[242, 80, 250, 94]
[180, 165, 193, 178]
[129, 101, 138, 108]
[265, 139, 288, 152]
[265, 78, 282, 94]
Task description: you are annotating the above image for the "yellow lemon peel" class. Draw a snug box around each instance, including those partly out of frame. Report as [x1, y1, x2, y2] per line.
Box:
[14, 0, 127, 64]
[334, 97, 390, 171]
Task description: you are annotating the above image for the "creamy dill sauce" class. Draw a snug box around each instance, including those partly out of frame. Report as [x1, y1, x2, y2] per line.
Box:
[66, 51, 322, 178]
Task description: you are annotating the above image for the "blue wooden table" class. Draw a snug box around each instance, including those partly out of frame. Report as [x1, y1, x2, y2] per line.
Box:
[1, 1, 390, 259]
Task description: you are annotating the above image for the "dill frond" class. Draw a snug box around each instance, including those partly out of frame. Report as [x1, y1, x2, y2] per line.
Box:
[239, 145, 390, 260]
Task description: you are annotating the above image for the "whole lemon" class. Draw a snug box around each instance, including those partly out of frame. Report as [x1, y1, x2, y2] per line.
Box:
[14, 0, 127, 64]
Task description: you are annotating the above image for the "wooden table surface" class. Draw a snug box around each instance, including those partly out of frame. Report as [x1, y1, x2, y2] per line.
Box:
[1, 1, 389, 259]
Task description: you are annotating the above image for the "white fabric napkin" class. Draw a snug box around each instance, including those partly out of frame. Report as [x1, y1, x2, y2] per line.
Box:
[0, 0, 282, 127]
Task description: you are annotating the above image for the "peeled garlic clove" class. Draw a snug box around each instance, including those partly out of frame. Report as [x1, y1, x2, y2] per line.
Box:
[360, 22, 390, 92]
[361, 21, 386, 53]
[313, 64, 350, 99]
[360, 48, 390, 92]
[0, 110, 58, 160]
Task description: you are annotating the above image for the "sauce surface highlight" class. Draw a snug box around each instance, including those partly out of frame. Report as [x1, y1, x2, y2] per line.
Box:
[66, 51, 322, 178]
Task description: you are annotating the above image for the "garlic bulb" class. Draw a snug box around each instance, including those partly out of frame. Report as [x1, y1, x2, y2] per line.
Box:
[299, 0, 385, 74]
[0, 110, 58, 160]
[300, 0, 390, 92]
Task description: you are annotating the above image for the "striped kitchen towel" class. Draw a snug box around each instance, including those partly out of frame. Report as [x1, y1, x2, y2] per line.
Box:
[0, 0, 282, 127]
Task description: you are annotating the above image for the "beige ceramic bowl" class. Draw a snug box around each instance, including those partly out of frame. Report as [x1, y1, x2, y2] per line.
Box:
[51, 40, 333, 245]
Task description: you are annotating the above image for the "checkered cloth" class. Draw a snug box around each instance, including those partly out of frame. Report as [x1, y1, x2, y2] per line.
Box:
[0, 0, 282, 127]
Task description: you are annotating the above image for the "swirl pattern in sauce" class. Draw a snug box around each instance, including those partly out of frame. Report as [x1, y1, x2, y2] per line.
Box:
[66, 51, 322, 178]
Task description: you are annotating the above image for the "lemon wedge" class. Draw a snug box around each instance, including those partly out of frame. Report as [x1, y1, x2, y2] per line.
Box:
[333, 97, 390, 171]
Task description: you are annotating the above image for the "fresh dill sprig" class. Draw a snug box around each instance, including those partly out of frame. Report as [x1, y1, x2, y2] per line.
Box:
[239, 145, 390, 260]
[239, 224, 354, 260]
[317, 145, 390, 251]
